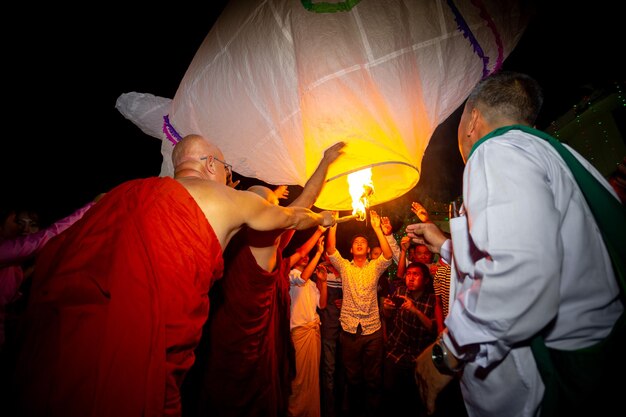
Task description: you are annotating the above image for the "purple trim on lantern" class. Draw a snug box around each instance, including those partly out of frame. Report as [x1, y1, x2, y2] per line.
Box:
[163, 114, 183, 145]
[471, 0, 504, 73]
[446, 0, 489, 78]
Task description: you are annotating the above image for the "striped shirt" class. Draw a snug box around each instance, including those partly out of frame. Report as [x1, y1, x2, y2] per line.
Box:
[433, 260, 451, 318]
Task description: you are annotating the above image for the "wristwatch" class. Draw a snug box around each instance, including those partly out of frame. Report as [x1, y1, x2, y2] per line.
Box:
[431, 335, 463, 375]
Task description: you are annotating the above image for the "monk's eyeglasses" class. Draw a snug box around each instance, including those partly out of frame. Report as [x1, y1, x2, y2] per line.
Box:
[200, 155, 233, 179]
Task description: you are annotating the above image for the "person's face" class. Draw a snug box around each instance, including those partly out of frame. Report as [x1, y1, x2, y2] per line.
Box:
[321, 258, 338, 275]
[16, 211, 39, 235]
[351, 237, 369, 257]
[405, 266, 426, 291]
[411, 245, 433, 264]
[1, 212, 20, 239]
[370, 246, 382, 259]
[296, 254, 310, 268]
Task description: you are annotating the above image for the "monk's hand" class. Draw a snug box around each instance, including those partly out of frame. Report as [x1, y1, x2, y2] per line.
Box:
[323, 141, 346, 164]
[321, 211, 336, 227]
[414, 342, 454, 415]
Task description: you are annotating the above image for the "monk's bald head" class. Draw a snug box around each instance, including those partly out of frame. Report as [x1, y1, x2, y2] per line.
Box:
[172, 134, 223, 166]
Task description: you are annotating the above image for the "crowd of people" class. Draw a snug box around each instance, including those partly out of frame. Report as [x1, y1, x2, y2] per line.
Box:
[0, 71, 624, 417]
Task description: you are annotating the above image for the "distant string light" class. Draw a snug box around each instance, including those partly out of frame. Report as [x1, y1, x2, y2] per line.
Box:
[546, 81, 624, 175]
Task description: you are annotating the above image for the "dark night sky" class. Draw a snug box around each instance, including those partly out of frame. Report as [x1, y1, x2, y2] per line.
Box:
[3, 1, 623, 242]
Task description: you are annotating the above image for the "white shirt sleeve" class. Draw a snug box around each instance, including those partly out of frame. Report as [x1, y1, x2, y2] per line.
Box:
[440, 239, 452, 264]
[446, 138, 563, 365]
[384, 234, 401, 264]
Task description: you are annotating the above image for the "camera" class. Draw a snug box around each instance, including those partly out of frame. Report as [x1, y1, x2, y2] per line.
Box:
[391, 295, 404, 308]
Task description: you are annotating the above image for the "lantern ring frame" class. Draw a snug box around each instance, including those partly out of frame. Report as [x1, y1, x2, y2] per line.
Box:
[324, 160, 419, 183]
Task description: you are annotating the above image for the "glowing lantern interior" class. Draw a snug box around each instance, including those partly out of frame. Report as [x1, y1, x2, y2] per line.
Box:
[348, 168, 374, 221]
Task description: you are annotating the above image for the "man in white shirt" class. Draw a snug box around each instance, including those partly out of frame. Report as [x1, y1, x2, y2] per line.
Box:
[408, 72, 624, 417]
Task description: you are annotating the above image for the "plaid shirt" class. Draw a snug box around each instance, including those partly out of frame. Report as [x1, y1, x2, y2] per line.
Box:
[328, 250, 392, 335]
[385, 286, 438, 367]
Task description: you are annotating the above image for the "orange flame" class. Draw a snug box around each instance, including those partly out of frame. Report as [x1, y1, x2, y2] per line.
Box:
[347, 168, 374, 221]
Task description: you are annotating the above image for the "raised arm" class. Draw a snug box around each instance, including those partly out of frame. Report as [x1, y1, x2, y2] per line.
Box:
[315, 261, 328, 310]
[381, 216, 401, 263]
[0, 199, 95, 266]
[325, 212, 338, 255]
[396, 236, 410, 279]
[301, 236, 326, 282]
[290, 142, 345, 208]
[289, 226, 326, 269]
[370, 210, 392, 259]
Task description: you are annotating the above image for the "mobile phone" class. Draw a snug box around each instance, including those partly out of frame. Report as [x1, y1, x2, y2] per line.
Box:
[391, 295, 404, 307]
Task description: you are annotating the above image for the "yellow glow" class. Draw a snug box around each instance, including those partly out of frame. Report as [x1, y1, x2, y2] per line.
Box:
[165, 0, 530, 211]
[310, 139, 422, 211]
[347, 168, 374, 221]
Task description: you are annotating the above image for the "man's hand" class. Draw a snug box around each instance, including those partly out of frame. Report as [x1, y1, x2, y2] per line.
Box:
[322, 142, 346, 164]
[274, 185, 290, 200]
[405, 222, 447, 255]
[369, 210, 381, 229]
[315, 261, 328, 282]
[415, 342, 454, 415]
[320, 211, 337, 227]
[381, 216, 393, 236]
[330, 211, 339, 229]
[411, 202, 430, 223]
[316, 236, 326, 253]
[400, 235, 411, 251]
[227, 177, 240, 189]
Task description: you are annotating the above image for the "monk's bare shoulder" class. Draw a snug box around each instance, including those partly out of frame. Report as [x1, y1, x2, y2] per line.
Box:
[175, 177, 263, 247]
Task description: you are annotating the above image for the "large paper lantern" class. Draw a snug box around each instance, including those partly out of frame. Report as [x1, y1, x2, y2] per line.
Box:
[117, 0, 530, 210]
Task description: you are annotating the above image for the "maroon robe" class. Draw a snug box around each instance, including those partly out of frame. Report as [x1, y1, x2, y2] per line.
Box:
[201, 228, 295, 417]
[13, 177, 223, 417]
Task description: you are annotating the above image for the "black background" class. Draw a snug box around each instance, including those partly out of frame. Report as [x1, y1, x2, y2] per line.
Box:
[3, 1, 623, 243]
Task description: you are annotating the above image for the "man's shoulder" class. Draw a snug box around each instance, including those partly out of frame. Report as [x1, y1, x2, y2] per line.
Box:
[328, 250, 343, 260]
[328, 251, 348, 267]
[372, 255, 393, 267]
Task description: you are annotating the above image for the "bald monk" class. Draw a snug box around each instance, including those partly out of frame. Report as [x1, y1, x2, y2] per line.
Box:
[11, 134, 336, 417]
[198, 142, 344, 417]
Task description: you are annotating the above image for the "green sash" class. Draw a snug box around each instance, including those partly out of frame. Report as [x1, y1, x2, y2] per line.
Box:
[471, 125, 626, 416]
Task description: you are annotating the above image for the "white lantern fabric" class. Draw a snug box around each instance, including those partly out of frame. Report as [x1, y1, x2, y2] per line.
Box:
[117, 0, 530, 210]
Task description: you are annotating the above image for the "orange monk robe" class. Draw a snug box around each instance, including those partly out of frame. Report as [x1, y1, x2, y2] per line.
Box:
[13, 177, 223, 417]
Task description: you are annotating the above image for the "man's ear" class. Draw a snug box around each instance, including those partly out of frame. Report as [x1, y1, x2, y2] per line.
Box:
[467, 107, 480, 136]
[206, 156, 218, 175]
